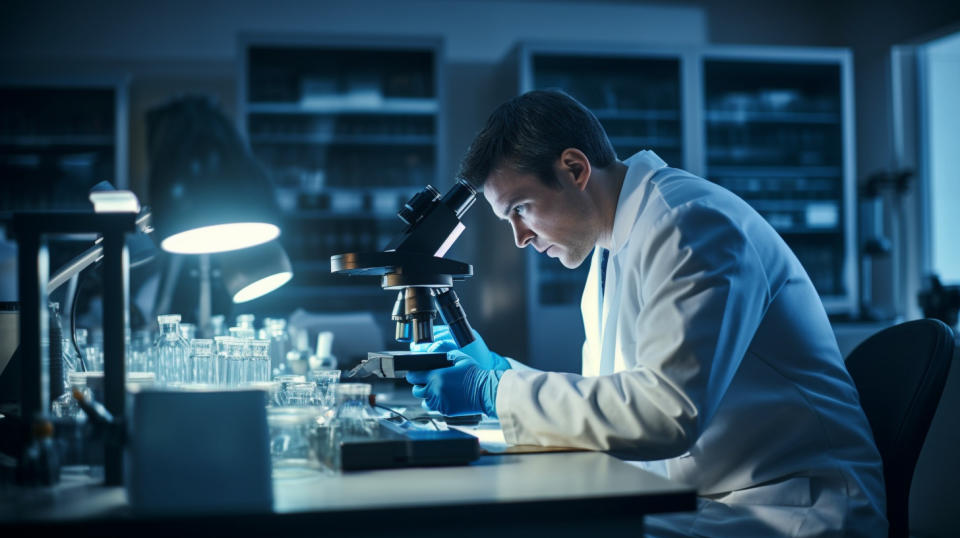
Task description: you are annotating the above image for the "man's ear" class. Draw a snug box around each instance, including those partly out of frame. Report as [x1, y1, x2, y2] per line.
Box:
[559, 148, 591, 191]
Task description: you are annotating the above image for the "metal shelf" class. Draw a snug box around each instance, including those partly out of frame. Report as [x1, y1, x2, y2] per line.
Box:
[593, 109, 680, 121]
[0, 135, 115, 147]
[250, 134, 435, 146]
[609, 136, 680, 148]
[247, 99, 438, 116]
[705, 110, 840, 124]
[707, 165, 842, 177]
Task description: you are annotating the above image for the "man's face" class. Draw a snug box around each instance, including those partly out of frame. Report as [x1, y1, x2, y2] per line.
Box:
[483, 164, 596, 269]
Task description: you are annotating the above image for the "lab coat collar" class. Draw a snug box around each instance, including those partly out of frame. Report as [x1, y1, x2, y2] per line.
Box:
[609, 150, 668, 255]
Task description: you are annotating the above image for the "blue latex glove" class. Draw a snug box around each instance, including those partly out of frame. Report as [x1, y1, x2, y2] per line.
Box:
[410, 325, 511, 371]
[406, 351, 503, 417]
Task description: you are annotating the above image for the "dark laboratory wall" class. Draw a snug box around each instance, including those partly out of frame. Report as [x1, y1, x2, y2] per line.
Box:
[701, 0, 960, 318]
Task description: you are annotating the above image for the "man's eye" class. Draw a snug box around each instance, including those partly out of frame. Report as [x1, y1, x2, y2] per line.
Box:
[513, 204, 526, 217]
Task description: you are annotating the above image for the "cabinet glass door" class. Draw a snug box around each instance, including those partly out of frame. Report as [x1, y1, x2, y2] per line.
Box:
[703, 59, 849, 304]
[0, 87, 118, 212]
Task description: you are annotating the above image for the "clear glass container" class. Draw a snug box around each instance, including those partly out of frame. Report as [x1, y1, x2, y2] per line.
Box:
[250, 339, 271, 383]
[223, 337, 249, 387]
[61, 337, 80, 375]
[214, 336, 232, 386]
[275, 375, 307, 406]
[127, 329, 152, 374]
[155, 314, 190, 386]
[268, 406, 323, 478]
[178, 323, 197, 342]
[263, 318, 291, 378]
[284, 382, 317, 407]
[191, 339, 215, 384]
[51, 371, 93, 420]
[308, 369, 341, 410]
[74, 328, 101, 372]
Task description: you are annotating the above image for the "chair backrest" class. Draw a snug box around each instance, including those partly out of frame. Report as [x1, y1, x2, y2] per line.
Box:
[845, 318, 955, 538]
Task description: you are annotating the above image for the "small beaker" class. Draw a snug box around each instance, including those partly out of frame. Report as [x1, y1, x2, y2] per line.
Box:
[274, 375, 305, 405]
[308, 369, 341, 409]
[284, 382, 317, 407]
[268, 406, 323, 479]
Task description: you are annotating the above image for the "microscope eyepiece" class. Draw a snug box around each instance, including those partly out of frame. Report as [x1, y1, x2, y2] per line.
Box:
[441, 178, 477, 219]
[398, 185, 441, 226]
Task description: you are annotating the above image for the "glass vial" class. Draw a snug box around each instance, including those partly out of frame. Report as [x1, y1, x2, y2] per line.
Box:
[191, 339, 215, 385]
[250, 339, 271, 383]
[155, 314, 190, 386]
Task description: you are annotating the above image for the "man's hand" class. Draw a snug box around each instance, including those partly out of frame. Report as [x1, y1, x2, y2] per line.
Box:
[406, 351, 503, 417]
[410, 325, 511, 371]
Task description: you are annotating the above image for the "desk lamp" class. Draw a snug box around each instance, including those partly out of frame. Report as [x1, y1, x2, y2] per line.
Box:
[147, 96, 280, 255]
[217, 239, 293, 304]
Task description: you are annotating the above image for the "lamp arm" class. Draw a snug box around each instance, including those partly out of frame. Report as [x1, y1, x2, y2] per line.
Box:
[48, 212, 152, 293]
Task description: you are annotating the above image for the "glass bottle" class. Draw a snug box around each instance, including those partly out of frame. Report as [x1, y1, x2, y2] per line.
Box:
[51, 371, 93, 420]
[214, 336, 232, 387]
[61, 337, 79, 375]
[224, 337, 248, 387]
[192, 339, 214, 385]
[263, 318, 291, 378]
[155, 314, 190, 386]
[250, 339, 271, 383]
[178, 322, 197, 342]
[128, 330, 153, 373]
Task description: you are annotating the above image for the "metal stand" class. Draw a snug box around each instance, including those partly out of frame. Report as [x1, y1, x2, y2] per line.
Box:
[12, 211, 137, 486]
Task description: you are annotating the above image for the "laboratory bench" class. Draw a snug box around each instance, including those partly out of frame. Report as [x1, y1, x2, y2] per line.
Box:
[0, 447, 696, 537]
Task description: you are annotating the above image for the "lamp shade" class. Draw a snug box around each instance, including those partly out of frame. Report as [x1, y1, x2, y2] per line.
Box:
[147, 96, 280, 254]
[216, 240, 293, 304]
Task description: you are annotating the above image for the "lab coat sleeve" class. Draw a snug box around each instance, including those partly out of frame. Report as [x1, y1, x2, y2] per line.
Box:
[505, 357, 540, 372]
[497, 201, 773, 457]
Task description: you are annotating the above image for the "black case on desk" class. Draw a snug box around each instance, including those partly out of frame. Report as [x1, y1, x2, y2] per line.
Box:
[338, 419, 480, 471]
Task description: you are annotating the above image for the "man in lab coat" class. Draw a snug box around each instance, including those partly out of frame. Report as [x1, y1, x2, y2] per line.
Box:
[407, 90, 887, 536]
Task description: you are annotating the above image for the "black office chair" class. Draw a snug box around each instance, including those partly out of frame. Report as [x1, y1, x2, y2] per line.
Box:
[845, 318, 955, 538]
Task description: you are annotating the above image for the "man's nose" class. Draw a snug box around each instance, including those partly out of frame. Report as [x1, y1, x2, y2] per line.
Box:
[511, 220, 534, 249]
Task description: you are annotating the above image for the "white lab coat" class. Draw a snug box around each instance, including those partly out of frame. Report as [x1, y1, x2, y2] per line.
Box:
[496, 151, 887, 537]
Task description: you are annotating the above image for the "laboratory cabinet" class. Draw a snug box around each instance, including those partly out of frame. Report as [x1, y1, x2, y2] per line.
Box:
[0, 79, 129, 214]
[238, 35, 445, 313]
[702, 47, 856, 316]
[512, 43, 856, 370]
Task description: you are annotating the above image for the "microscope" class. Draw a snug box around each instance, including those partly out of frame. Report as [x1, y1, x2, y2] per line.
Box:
[332, 178, 479, 379]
